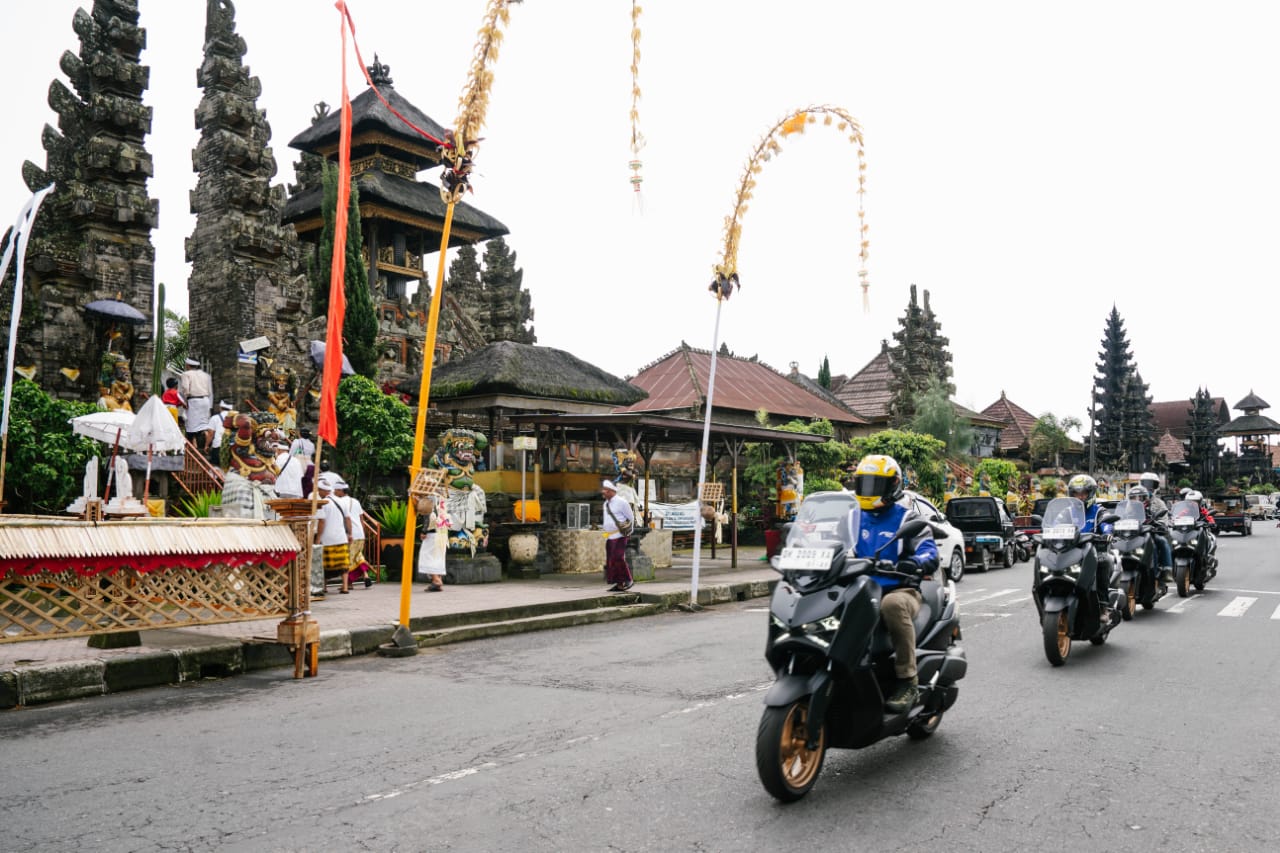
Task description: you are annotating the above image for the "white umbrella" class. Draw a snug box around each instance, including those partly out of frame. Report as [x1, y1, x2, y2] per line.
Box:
[69, 410, 135, 445]
[131, 395, 188, 504]
[70, 410, 135, 503]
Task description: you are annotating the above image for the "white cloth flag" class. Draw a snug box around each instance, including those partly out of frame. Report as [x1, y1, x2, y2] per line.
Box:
[1, 184, 55, 437]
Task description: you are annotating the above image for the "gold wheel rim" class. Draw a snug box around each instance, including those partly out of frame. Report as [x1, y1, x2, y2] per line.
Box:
[779, 702, 824, 789]
[1056, 611, 1070, 657]
[1127, 581, 1136, 612]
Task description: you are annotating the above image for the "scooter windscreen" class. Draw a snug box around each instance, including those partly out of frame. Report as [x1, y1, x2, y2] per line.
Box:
[1111, 500, 1145, 532]
[1169, 500, 1199, 528]
[1040, 497, 1086, 544]
[774, 497, 861, 586]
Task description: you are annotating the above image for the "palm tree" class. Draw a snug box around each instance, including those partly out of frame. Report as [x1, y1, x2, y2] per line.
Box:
[162, 309, 189, 374]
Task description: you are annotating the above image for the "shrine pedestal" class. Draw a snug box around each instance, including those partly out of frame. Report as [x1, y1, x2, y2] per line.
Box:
[416, 552, 502, 584]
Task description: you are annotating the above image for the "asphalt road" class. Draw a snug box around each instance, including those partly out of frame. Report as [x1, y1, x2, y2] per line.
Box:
[3, 525, 1280, 852]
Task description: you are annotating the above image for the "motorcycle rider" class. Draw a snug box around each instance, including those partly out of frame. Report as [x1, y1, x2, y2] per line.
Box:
[1067, 474, 1115, 614]
[1185, 490, 1219, 564]
[1138, 472, 1175, 582]
[847, 454, 939, 714]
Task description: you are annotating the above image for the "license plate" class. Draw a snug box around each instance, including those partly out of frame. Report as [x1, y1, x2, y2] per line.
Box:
[975, 535, 1001, 545]
[1114, 519, 1140, 531]
[1173, 518, 1194, 527]
[1043, 525, 1077, 540]
[778, 547, 835, 570]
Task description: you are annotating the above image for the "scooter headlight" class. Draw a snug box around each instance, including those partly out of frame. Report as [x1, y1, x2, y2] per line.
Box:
[798, 615, 840, 635]
[1067, 562, 1083, 577]
[770, 614, 786, 630]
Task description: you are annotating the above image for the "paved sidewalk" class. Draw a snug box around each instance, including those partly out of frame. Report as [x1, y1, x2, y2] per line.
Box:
[0, 547, 778, 708]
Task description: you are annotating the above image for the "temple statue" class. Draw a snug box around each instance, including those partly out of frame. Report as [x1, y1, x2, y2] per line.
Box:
[427, 428, 489, 555]
[265, 367, 297, 433]
[611, 448, 642, 518]
[98, 354, 135, 412]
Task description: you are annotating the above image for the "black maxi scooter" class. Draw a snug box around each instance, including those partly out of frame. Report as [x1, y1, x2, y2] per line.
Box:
[756, 507, 966, 802]
[1168, 499, 1217, 596]
[1031, 497, 1125, 666]
[1111, 499, 1167, 618]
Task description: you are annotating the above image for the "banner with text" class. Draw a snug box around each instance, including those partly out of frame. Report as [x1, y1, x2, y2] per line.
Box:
[648, 500, 706, 531]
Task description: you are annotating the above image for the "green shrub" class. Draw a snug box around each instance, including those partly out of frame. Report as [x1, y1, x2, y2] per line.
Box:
[376, 498, 409, 536]
[176, 490, 222, 518]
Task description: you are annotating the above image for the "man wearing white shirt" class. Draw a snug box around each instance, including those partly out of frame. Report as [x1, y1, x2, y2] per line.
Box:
[274, 446, 304, 498]
[333, 477, 373, 588]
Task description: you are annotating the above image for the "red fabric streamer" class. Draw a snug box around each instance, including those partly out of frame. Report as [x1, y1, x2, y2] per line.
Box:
[337, 2, 448, 148]
[319, 2, 356, 448]
[0, 549, 299, 578]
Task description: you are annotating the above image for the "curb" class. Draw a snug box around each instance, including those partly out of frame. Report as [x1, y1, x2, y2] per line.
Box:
[0, 578, 776, 710]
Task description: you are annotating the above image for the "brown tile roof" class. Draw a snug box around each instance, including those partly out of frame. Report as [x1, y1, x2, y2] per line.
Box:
[616, 345, 866, 425]
[982, 391, 1040, 451]
[834, 343, 893, 422]
[1149, 397, 1230, 440]
[1154, 430, 1186, 464]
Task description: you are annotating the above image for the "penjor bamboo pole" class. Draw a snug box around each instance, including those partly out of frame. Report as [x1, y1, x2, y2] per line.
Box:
[398, 202, 457, 629]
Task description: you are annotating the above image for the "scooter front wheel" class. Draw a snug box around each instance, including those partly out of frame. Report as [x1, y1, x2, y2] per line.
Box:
[1042, 609, 1070, 666]
[1175, 561, 1190, 598]
[1121, 579, 1136, 621]
[756, 699, 826, 802]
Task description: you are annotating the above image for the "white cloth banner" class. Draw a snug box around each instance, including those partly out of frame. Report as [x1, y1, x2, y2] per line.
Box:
[1, 184, 55, 437]
[648, 500, 707, 531]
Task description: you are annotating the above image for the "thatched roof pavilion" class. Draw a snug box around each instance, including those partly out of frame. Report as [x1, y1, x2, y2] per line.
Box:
[399, 341, 647, 467]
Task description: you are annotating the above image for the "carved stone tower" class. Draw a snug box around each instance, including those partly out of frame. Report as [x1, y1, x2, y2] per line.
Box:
[186, 0, 310, 411]
[6, 0, 158, 404]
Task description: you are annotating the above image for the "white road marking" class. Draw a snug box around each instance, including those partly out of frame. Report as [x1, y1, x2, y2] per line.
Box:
[365, 762, 500, 800]
[959, 588, 1022, 605]
[1167, 597, 1198, 614]
[660, 682, 771, 719]
[1217, 587, 1280, 596]
[1271, 603, 1280, 620]
[1218, 596, 1258, 617]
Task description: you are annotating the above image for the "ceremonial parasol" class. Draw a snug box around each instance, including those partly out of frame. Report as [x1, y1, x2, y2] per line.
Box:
[131, 395, 188, 503]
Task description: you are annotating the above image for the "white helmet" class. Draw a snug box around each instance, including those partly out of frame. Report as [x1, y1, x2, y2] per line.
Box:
[1186, 490, 1203, 503]
[1140, 472, 1160, 492]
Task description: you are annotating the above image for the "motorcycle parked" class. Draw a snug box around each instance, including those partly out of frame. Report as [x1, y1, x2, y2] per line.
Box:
[1169, 499, 1217, 596]
[757, 507, 966, 802]
[1111, 499, 1167, 617]
[1031, 497, 1125, 666]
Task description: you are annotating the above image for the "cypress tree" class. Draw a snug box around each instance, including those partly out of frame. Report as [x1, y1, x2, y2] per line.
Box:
[342, 184, 378, 378]
[307, 161, 377, 377]
[817, 355, 831, 389]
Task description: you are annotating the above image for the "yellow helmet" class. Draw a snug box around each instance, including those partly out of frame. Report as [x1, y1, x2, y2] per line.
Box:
[850, 454, 904, 511]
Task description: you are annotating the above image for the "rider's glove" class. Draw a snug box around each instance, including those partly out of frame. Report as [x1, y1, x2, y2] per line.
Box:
[896, 558, 920, 576]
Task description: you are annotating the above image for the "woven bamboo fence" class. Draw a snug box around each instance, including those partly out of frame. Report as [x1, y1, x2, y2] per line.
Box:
[0, 517, 304, 643]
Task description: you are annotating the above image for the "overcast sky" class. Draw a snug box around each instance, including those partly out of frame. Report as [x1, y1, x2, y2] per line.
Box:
[4, 1, 1279, 437]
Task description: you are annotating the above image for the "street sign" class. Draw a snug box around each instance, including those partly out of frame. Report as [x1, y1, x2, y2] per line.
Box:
[513, 436, 537, 451]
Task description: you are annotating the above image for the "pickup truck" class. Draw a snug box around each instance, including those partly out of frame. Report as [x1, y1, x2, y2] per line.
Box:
[1210, 493, 1252, 536]
[945, 496, 1021, 569]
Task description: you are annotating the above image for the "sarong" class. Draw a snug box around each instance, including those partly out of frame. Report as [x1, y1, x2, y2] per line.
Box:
[604, 536, 632, 586]
[323, 543, 349, 574]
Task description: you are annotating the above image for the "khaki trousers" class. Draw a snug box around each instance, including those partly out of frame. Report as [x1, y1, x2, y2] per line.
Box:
[881, 587, 923, 679]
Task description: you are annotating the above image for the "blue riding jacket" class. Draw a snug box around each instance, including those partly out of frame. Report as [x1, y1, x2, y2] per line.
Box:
[851, 502, 939, 591]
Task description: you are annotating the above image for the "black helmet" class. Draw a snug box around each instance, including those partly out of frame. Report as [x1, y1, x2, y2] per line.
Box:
[1067, 474, 1098, 508]
[1127, 485, 1150, 505]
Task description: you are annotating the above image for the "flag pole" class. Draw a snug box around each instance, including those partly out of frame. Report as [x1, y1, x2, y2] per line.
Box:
[0, 184, 55, 512]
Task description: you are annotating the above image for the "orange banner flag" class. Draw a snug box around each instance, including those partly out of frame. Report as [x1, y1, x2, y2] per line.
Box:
[319, 2, 355, 447]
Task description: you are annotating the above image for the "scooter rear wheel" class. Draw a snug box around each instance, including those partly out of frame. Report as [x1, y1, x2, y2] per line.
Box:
[756, 699, 827, 802]
[1042, 610, 1070, 666]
